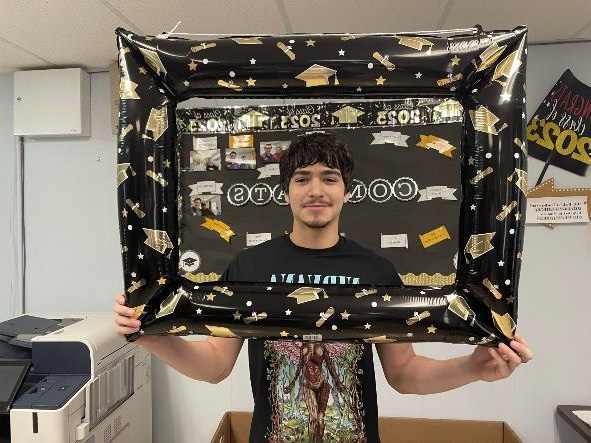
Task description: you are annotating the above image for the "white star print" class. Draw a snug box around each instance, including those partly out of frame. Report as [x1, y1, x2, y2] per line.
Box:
[364, 323, 371, 329]
[285, 309, 292, 316]
[282, 83, 288, 89]
[356, 86, 362, 92]
[196, 308, 202, 314]
[470, 204, 476, 210]
[162, 207, 168, 213]
[183, 80, 189, 86]
[338, 49, 345, 56]
[250, 58, 256, 64]
[137, 253, 144, 259]
[498, 260, 505, 266]
[415, 72, 422, 78]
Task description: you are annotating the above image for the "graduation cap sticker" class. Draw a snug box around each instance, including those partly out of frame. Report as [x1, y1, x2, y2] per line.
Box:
[295, 64, 338, 87]
[332, 105, 365, 124]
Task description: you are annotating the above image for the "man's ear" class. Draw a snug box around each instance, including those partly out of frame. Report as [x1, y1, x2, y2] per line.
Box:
[344, 191, 351, 204]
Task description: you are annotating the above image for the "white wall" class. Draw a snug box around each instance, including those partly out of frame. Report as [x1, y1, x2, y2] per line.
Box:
[1, 41, 590, 443]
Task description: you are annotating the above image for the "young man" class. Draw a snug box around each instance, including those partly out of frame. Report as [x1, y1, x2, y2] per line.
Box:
[114, 133, 533, 443]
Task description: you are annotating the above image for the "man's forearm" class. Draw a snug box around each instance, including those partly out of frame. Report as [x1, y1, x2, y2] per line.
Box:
[139, 335, 223, 383]
[394, 355, 479, 395]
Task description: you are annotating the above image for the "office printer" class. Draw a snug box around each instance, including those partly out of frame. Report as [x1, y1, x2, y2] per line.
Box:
[0, 314, 151, 443]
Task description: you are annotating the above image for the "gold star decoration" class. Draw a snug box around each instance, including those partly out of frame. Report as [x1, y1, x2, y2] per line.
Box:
[427, 324, 437, 334]
[280, 330, 289, 337]
[139, 67, 147, 74]
[233, 311, 242, 320]
[515, 212, 522, 221]
[376, 76, 386, 86]
[163, 159, 171, 168]
[341, 310, 351, 320]
[121, 208, 128, 217]
[206, 292, 216, 301]
[188, 60, 198, 71]
[382, 294, 391, 302]
[450, 55, 461, 66]
[246, 77, 256, 86]
[157, 277, 166, 285]
[305, 39, 316, 46]
[468, 156, 475, 166]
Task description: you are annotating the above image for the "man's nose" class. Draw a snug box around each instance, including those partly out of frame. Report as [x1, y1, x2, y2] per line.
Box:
[307, 177, 324, 196]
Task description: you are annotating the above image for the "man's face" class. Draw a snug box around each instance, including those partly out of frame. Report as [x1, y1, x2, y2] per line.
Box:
[193, 198, 201, 207]
[264, 145, 272, 154]
[284, 162, 350, 229]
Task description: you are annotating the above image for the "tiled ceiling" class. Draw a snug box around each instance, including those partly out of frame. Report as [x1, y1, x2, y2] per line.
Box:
[0, 0, 589, 73]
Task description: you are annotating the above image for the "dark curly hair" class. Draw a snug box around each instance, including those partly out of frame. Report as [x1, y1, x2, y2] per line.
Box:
[279, 132, 354, 194]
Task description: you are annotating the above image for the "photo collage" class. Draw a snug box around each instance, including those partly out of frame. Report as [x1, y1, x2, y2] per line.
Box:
[186, 133, 290, 220]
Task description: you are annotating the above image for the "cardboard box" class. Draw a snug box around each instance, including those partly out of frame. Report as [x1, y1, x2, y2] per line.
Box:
[211, 411, 522, 443]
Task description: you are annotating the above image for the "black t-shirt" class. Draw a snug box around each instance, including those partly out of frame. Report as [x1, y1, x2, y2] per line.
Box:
[221, 234, 402, 443]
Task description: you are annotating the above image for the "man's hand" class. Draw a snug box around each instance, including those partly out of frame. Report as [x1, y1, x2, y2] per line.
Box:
[113, 293, 156, 345]
[468, 334, 533, 382]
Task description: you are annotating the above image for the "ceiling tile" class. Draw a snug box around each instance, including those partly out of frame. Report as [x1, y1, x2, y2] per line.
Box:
[108, 0, 287, 36]
[283, 0, 448, 33]
[0, 39, 50, 73]
[443, 0, 591, 43]
[0, 0, 136, 70]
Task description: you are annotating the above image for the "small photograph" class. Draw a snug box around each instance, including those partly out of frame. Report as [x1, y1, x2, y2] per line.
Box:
[225, 148, 256, 170]
[189, 149, 221, 171]
[190, 194, 222, 217]
[259, 140, 288, 164]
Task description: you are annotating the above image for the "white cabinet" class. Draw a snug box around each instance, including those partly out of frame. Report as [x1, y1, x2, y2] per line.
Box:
[13, 68, 91, 137]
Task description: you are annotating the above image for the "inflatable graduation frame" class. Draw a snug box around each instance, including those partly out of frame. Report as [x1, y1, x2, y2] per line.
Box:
[116, 25, 528, 347]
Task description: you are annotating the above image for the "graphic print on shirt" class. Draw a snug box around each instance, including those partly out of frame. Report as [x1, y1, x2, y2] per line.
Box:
[264, 340, 366, 442]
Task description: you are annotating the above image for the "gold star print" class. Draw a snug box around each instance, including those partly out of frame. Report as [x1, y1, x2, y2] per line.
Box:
[139, 67, 147, 74]
[163, 159, 171, 168]
[122, 208, 128, 217]
[280, 330, 289, 337]
[188, 60, 197, 71]
[246, 77, 256, 86]
[468, 156, 475, 166]
[382, 294, 391, 302]
[157, 277, 166, 285]
[305, 39, 316, 46]
[450, 55, 461, 66]
[376, 76, 386, 86]
[341, 310, 350, 320]
[427, 325, 437, 333]
[515, 212, 522, 221]
[206, 292, 216, 301]
[233, 311, 242, 320]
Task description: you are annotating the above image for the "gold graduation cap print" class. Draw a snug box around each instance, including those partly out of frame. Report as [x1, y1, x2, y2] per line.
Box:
[237, 110, 270, 129]
[295, 64, 338, 87]
[231, 37, 263, 45]
[332, 105, 365, 124]
[119, 76, 140, 99]
[143, 228, 174, 254]
[491, 310, 516, 339]
[474, 42, 507, 72]
[117, 163, 136, 187]
[398, 36, 433, 54]
[469, 106, 507, 135]
[138, 47, 167, 76]
[492, 50, 521, 86]
[464, 232, 495, 259]
[144, 107, 169, 141]
[205, 325, 240, 337]
[287, 287, 328, 304]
